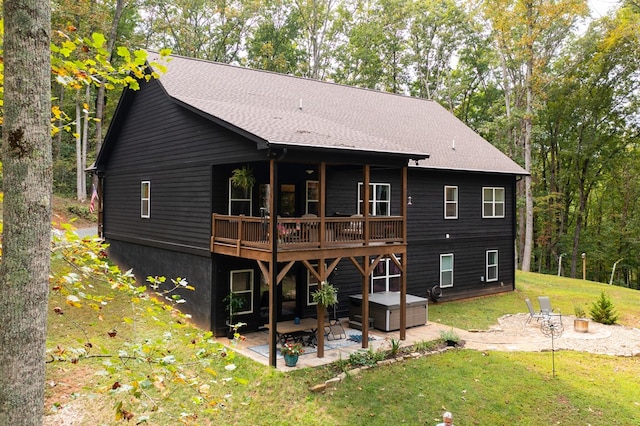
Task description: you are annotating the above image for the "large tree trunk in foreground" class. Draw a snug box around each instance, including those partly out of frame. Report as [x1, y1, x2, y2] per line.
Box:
[0, 0, 52, 424]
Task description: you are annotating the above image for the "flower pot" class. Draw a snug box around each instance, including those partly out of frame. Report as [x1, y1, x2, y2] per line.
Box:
[574, 318, 589, 333]
[227, 327, 236, 339]
[283, 353, 299, 367]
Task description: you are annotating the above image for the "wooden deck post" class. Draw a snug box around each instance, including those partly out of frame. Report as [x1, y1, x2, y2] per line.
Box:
[269, 159, 278, 367]
[400, 166, 407, 340]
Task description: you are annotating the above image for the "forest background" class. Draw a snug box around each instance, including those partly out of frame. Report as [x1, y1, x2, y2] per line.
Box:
[17, 0, 640, 285]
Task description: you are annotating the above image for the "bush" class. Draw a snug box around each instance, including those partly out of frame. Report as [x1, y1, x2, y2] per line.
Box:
[439, 329, 461, 346]
[66, 204, 94, 220]
[348, 347, 385, 367]
[589, 291, 618, 325]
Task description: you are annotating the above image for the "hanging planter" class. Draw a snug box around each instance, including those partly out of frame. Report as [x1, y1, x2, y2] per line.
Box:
[231, 166, 255, 190]
[311, 281, 338, 308]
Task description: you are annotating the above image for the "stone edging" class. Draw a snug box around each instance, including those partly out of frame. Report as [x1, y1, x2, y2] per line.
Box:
[310, 346, 454, 392]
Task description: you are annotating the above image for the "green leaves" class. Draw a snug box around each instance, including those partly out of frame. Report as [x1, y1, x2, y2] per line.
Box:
[48, 226, 247, 422]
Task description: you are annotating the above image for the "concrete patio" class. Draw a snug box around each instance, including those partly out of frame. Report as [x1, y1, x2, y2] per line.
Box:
[221, 318, 456, 371]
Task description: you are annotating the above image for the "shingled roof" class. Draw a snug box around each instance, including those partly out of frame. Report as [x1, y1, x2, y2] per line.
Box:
[147, 52, 527, 175]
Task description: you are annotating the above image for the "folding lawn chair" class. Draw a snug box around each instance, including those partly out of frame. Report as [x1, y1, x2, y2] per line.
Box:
[525, 298, 545, 324]
[324, 305, 346, 341]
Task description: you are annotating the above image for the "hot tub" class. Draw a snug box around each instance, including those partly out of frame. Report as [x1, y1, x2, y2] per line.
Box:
[349, 292, 428, 332]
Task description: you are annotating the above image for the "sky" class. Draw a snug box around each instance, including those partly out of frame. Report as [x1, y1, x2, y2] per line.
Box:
[589, 0, 620, 17]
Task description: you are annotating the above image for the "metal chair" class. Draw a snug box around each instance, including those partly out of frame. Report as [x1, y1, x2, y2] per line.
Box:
[525, 298, 545, 324]
[538, 296, 563, 331]
[538, 296, 562, 317]
[324, 305, 346, 341]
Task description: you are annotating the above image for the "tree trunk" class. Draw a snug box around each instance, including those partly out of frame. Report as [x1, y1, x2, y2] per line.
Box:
[520, 0, 534, 272]
[81, 85, 90, 199]
[0, 0, 52, 423]
[76, 97, 85, 201]
[93, 0, 125, 189]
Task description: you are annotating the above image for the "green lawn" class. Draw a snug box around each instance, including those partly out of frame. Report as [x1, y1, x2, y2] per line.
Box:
[429, 270, 640, 330]
[46, 269, 640, 425]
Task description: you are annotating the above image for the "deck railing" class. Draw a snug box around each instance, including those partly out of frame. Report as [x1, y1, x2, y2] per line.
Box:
[212, 214, 404, 250]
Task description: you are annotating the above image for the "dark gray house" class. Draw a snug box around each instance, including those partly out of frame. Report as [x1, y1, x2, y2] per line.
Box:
[94, 52, 527, 357]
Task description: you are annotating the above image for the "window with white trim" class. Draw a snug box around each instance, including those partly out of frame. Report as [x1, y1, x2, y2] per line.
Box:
[444, 186, 458, 219]
[486, 250, 498, 282]
[306, 180, 319, 215]
[141, 181, 150, 218]
[229, 178, 252, 215]
[440, 253, 454, 288]
[307, 268, 319, 306]
[230, 269, 254, 315]
[483, 187, 505, 218]
[358, 182, 390, 216]
[371, 256, 401, 293]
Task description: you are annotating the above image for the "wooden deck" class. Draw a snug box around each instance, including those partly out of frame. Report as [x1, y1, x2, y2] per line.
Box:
[211, 214, 406, 261]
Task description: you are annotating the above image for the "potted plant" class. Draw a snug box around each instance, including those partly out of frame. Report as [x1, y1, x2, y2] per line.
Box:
[230, 166, 255, 192]
[311, 281, 338, 308]
[223, 292, 245, 339]
[280, 341, 304, 367]
[573, 304, 589, 333]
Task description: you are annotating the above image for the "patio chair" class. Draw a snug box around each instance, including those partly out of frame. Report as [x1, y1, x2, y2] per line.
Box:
[524, 298, 545, 324]
[538, 296, 562, 317]
[538, 296, 563, 332]
[324, 305, 346, 341]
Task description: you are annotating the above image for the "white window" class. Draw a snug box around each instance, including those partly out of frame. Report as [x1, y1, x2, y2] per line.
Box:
[440, 254, 454, 288]
[229, 178, 252, 215]
[358, 182, 390, 216]
[230, 269, 254, 315]
[307, 269, 319, 306]
[141, 181, 150, 218]
[483, 187, 505, 218]
[306, 180, 319, 215]
[486, 250, 498, 282]
[444, 186, 458, 219]
[371, 256, 401, 293]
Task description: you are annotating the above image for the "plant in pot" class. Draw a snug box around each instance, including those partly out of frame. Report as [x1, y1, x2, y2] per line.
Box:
[280, 341, 304, 367]
[311, 281, 338, 308]
[223, 292, 245, 339]
[573, 304, 589, 333]
[230, 166, 255, 195]
[312, 281, 339, 345]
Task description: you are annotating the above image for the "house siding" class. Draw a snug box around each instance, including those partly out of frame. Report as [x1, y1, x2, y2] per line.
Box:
[405, 169, 516, 301]
[103, 79, 264, 253]
[107, 240, 213, 330]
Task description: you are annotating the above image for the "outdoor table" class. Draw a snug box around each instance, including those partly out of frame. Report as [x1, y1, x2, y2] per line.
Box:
[265, 318, 318, 347]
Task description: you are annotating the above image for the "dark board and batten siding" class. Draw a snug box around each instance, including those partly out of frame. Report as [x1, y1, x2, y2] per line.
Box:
[103, 78, 264, 253]
[405, 169, 516, 301]
[102, 79, 268, 330]
[319, 168, 517, 318]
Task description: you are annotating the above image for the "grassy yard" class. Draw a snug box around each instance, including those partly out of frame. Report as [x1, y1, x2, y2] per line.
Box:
[45, 266, 640, 425]
[429, 270, 640, 330]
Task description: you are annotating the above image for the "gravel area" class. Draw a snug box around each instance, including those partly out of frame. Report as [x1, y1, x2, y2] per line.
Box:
[460, 313, 640, 356]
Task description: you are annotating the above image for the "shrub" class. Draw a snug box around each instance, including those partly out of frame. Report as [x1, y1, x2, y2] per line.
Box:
[66, 203, 95, 220]
[413, 339, 441, 352]
[439, 329, 461, 346]
[348, 347, 385, 367]
[589, 291, 618, 325]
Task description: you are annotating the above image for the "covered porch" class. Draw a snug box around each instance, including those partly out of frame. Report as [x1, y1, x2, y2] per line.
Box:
[213, 160, 413, 368]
